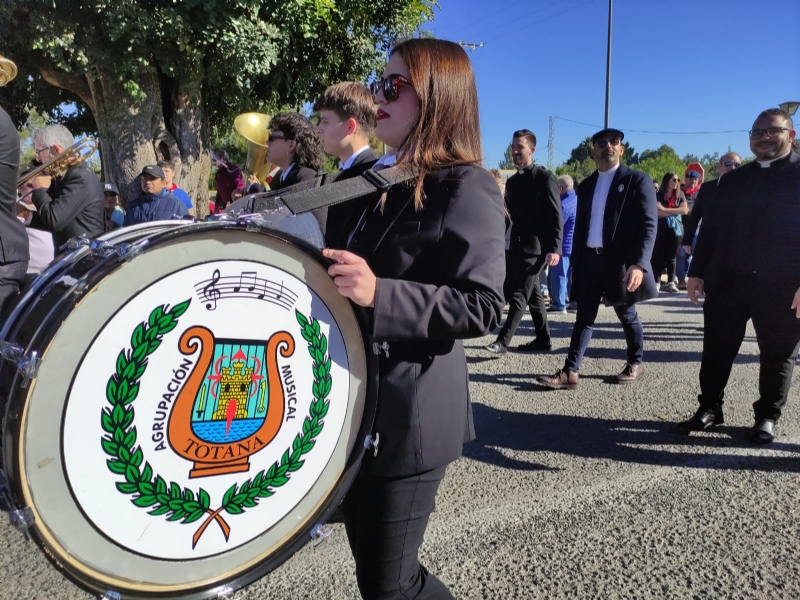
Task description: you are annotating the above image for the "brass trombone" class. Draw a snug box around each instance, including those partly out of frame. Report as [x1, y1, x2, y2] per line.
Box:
[17, 138, 99, 186]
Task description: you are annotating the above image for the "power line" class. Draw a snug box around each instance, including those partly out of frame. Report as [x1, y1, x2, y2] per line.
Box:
[451, 0, 533, 39]
[468, 0, 566, 42]
[482, 0, 596, 45]
[555, 116, 748, 136]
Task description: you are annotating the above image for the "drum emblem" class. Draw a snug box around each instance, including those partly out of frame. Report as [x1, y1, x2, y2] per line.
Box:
[99, 299, 332, 549]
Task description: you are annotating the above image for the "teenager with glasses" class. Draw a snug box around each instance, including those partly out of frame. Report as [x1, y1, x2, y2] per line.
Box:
[651, 172, 689, 293]
[682, 151, 742, 254]
[680, 108, 800, 445]
[538, 127, 658, 390]
[322, 38, 506, 599]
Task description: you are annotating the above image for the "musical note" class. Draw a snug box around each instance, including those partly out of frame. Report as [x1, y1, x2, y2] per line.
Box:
[234, 271, 258, 293]
[203, 269, 221, 311]
[275, 280, 283, 302]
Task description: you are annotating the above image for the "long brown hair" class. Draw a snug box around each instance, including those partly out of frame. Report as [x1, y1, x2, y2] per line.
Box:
[391, 39, 483, 209]
[658, 172, 684, 204]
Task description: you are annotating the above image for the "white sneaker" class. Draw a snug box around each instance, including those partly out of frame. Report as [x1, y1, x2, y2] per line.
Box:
[668, 282, 679, 293]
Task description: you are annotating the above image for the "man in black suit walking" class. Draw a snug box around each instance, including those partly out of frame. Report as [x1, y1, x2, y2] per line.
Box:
[313, 82, 378, 249]
[538, 128, 658, 389]
[679, 108, 800, 444]
[485, 129, 562, 354]
[0, 105, 30, 317]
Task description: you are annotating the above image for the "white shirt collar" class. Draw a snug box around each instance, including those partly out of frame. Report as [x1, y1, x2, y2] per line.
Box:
[280, 163, 295, 181]
[757, 150, 791, 168]
[340, 145, 371, 171]
[373, 151, 398, 169]
[597, 163, 621, 177]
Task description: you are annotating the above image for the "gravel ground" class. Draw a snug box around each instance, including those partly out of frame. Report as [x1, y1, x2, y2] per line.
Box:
[2, 294, 799, 600]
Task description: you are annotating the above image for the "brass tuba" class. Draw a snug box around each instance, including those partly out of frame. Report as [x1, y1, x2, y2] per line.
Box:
[234, 112, 274, 183]
[17, 138, 99, 185]
[0, 55, 18, 86]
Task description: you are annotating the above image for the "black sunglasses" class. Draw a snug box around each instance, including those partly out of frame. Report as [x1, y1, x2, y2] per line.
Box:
[369, 74, 412, 102]
[720, 160, 741, 168]
[267, 133, 288, 142]
[594, 138, 621, 148]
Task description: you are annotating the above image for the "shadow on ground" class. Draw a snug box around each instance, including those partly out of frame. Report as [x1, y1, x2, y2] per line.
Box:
[464, 402, 800, 473]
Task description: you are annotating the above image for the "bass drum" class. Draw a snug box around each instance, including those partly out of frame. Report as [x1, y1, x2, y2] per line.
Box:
[1, 221, 376, 599]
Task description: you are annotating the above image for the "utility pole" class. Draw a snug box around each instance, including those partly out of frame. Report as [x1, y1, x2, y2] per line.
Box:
[548, 116, 555, 171]
[604, 0, 612, 128]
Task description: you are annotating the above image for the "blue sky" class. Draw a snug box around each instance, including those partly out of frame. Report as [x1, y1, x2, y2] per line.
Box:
[426, 0, 800, 168]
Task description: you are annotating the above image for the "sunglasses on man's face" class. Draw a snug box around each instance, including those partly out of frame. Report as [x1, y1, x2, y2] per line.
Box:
[268, 133, 287, 142]
[369, 74, 412, 102]
[594, 138, 621, 148]
[720, 160, 741, 168]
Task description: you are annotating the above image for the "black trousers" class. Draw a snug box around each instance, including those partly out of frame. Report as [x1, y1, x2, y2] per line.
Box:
[699, 278, 800, 421]
[342, 466, 454, 600]
[496, 252, 549, 346]
[0, 260, 27, 322]
[651, 228, 682, 283]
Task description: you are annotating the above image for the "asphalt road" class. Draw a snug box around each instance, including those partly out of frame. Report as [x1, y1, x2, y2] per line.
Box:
[3, 294, 799, 600]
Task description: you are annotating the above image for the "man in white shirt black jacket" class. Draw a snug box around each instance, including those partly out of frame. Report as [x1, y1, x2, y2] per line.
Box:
[538, 127, 658, 390]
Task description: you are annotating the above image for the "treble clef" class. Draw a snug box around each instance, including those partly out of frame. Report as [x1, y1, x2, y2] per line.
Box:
[203, 269, 221, 311]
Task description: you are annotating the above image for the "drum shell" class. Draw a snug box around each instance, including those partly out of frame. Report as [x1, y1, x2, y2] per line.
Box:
[1, 221, 377, 599]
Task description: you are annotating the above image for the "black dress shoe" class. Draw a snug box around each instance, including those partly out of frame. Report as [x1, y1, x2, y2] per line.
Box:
[484, 341, 507, 355]
[749, 418, 775, 444]
[517, 339, 552, 352]
[676, 406, 724, 434]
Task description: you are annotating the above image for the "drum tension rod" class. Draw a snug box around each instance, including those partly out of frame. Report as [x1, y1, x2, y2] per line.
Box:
[0, 342, 40, 389]
[0, 470, 35, 537]
[310, 524, 334, 547]
[60, 234, 150, 261]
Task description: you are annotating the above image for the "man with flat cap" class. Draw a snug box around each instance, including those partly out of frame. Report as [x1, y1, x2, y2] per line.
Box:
[124, 165, 188, 226]
[538, 128, 658, 389]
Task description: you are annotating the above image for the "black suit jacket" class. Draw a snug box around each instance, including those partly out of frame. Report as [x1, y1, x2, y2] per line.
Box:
[348, 164, 506, 477]
[272, 164, 327, 234]
[690, 151, 800, 293]
[324, 149, 378, 249]
[506, 163, 563, 265]
[572, 163, 658, 306]
[31, 162, 104, 249]
[0, 106, 29, 264]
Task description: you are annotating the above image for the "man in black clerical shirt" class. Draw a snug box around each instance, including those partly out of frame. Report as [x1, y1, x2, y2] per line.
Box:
[679, 108, 800, 444]
[485, 129, 562, 355]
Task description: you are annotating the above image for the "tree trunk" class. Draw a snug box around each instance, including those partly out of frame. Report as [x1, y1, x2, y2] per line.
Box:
[43, 66, 211, 216]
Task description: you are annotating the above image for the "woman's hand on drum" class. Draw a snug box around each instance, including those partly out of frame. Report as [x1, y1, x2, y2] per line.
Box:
[323, 249, 377, 307]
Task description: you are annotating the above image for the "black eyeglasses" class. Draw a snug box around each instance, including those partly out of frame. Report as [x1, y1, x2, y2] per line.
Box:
[594, 138, 621, 148]
[670, 178, 679, 182]
[369, 74, 412, 102]
[748, 127, 790, 139]
[268, 133, 288, 142]
[720, 160, 741, 168]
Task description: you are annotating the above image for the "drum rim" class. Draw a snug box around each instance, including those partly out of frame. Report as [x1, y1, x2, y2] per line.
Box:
[3, 222, 378, 599]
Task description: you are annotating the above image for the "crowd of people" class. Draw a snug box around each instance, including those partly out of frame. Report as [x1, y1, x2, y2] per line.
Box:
[1, 36, 799, 600]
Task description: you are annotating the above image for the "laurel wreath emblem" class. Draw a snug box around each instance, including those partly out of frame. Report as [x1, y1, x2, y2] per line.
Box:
[100, 299, 332, 547]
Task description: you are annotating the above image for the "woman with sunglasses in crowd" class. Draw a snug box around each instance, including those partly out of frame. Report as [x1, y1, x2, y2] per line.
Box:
[323, 38, 506, 599]
[651, 172, 690, 292]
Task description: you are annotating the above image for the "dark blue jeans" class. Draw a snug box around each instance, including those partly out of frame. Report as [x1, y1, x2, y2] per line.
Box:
[0, 260, 27, 321]
[564, 252, 644, 372]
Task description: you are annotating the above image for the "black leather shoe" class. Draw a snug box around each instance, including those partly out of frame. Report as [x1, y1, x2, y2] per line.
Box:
[749, 419, 775, 444]
[517, 339, 552, 352]
[484, 341, 507, 355]
[676, 406, 724, 434]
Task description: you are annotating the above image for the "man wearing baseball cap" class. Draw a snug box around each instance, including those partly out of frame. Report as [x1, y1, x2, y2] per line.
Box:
[538, 127, 658, 389]
[124, 165, 188, 226]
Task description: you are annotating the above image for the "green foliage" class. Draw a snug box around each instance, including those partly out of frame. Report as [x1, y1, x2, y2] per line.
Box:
[0, 0, 436, 165]
[498, 144, 515, 170]
[635, 147, 687, 184]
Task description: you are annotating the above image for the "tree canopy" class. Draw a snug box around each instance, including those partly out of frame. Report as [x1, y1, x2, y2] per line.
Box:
[0, 0, 435, 209]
